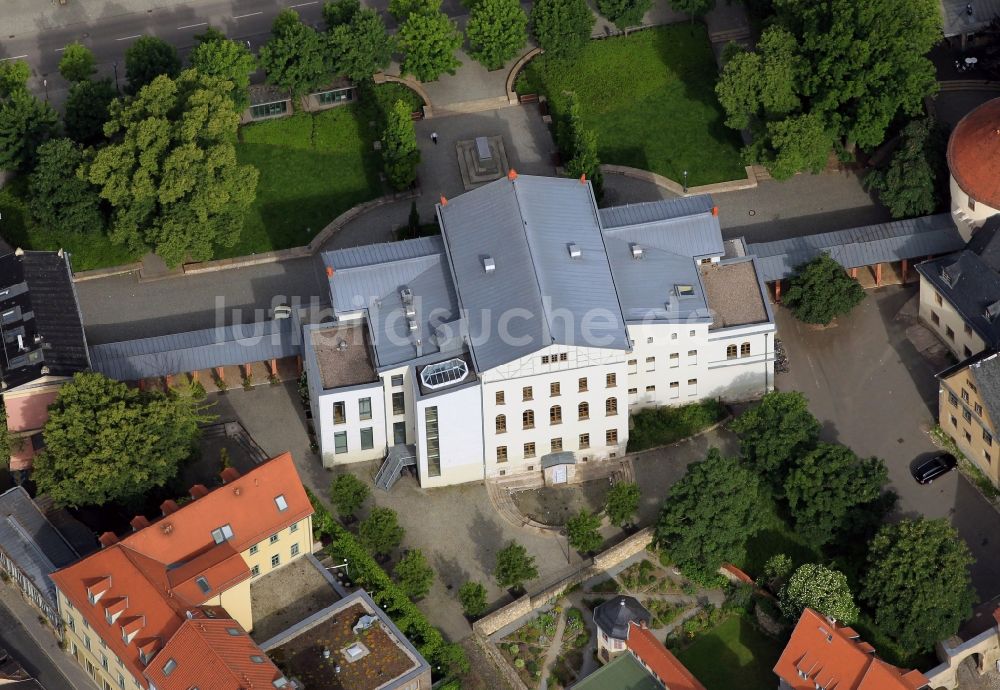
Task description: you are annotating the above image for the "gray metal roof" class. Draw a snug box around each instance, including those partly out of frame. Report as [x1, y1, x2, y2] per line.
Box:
[940, 0, 1000, 36]
[593, 595, 650, 640]
[747, 214, 965, 282]
[968, 352, 1000, 429]
[918, 251, 1000, 348]
[437, 176, 629, 372]
[0, 487, 79, 608]
[540, 451, 577, 469]
[89, 319, 299, 381]
[599, 195, 715, 228]
[323, 237, 463, 368]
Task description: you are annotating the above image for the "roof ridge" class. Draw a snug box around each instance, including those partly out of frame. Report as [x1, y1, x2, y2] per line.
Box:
[511, 178, 555, 347]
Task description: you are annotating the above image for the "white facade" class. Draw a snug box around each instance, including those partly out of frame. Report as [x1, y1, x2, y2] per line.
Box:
[918, 272, 986, 360]
[415, 380, 485, 488]
[950, 174, 999, 241]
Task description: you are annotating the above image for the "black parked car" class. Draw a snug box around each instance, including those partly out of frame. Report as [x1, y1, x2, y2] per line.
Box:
[911, 453, 958, 484]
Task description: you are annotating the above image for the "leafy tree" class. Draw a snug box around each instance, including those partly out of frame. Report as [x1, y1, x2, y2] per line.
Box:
[28, 139, 104, 235]
[329, 473, 370, 517]
[467, 0, 528, 70]
[0, 407, 10, 467]
[0, 90, 59, 172]
[756, 110, 831, 180]
[259, 9, 331, 97]
[655, 449, 767, 583]
[359, 506, 405, 557]
[64, 79, 116, 146]
[716, 27, 800, 131]
[597, 0, 652, 28]
[667, 0, 713, 23]
[530, 0, 595, 63]
[125, 36, 181, 95]
[563, 99, 603, 197]
[323, 0, 362, 26]
[862, 519, 975, 654]
[605, 481, 641, 527]
[59, 42, 97, 82]
[865, 117, 948, 219]
[397, 11, 463, 82]
[494, 540, 538, 592]
[389, 0, 439, 21]
[189, 28, 258, 111]
[393, 549, 435, 599]
[784, 443, 888, 546]
[784, 253, 865, 325]
[566, 510, 603, 553]
[86, 70, 259, 267]
[328, 8, 395, 81]
[762, 553, 793, 587]
[34, 372, 211, 508]
[779, 563, 859, 623]
[0, 61, 30, 98]
[459, 581, 489, 618]
[730, 391, 820, 484]
[382, 99, 420, 189]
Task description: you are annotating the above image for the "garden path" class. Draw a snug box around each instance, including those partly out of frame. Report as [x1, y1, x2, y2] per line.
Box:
[538, 608, 567, 690]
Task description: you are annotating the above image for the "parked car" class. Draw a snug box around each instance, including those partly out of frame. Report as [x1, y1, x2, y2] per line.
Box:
[272, 304, 292, 320]
[911, 453, 958, 484]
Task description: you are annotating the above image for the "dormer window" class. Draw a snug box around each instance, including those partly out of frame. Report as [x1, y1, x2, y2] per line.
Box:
[211, 524, 234, 544]
[162, 659, 177, 676]
[195, 577, 211, 595]
[274, 495, 288, 511]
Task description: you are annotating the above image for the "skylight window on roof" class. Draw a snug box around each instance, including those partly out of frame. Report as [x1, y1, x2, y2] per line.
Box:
[211, 524, 234, 544]
[162, 659, 177, 676]
[227, 627, 241, 636]
[674, 284, 695, 297]
[275, 494, 288, 511]
[250, 655, 265, 664]
[195, 577, 211, 594]
[420, 358, 469, 389]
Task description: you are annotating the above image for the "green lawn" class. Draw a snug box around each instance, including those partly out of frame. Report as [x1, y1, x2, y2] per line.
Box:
[231, 105, 382, 257]
[677, 616, 783, 690]
[516, 25, 745, 186]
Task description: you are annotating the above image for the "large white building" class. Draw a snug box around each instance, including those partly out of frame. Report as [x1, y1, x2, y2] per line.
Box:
[304, 175, 776, 488]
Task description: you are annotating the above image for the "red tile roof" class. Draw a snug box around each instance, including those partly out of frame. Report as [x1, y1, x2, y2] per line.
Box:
[142, 613, 284, 690]
[626, 622, 706, 690]
[50, 453, 311, 689]
[774, 609, 930, 690]
[948, 96, 1000, 210]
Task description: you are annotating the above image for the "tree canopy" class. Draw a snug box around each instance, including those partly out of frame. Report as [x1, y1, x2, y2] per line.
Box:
[381, 99, 420, 190]
[467, 0, 529, 70]
[328, 7, 395, 81]
[655, 448, 767, 583]
[779, 563, 859, 623]
[530, 0, 595, 63]
[259, 9, 332, 97]
[189, 28, 258, 111]
[59, 42, 97, 83]
[604, 481, 641, 527]
[784, 443, 888, 546]
[458, 581, 488, 618]
[29, 139, 104, 235]
[730, 391, 820, 485]
[64, 79, 116, 146]
[0, 61, 30, 98]
[393, 549, 435, 599]
[862, 519, 976, 654]
[784, 253, 866, 325]
[597, 0, 652, 29]
[125, 36, 181, 95]
[494, 540, 538, 591]
[324, 0, 362, 26]
[0, 89, 59, 172]
[86, 70, 259, 267]
[359, 506, 405, 557]
[566, 510, 603, 553]
[865, 117, 948, 219]
[329, 473, 370, 517]
[34, 372, 211, 508]
[397, 10, 463, 82]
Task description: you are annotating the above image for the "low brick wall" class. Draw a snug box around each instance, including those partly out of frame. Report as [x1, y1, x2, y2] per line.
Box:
[505, 48, 543, 105]
[601, 164, 759, 196]
[593, 527, 654, 570]
[72, 262, 145, 282]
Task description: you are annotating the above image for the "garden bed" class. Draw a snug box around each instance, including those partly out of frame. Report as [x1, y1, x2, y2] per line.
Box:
[498, 611, 558, 686]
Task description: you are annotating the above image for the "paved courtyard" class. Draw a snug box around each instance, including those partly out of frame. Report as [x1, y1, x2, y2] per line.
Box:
[774, 284, 1000, 602]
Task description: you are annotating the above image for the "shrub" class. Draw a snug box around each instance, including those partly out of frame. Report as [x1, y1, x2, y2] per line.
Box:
[627, 400, 726, 452]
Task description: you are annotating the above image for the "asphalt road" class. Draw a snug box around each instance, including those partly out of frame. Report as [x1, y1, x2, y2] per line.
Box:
[0, 599, 76, 690]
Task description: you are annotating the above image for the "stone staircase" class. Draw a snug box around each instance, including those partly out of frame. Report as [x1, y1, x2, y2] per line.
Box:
[431, 95, 515, 118]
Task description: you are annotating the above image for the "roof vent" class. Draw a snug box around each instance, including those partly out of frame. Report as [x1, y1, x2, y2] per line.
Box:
[631, 243, 644, 259]
[337, 339, 348, 351]
[986, 300, 1000, 320]
[483, 256, 495, 274]
[400, 287, 413, 304]
[161, 522, 174, 534]
[408, 318, 419, 332]
[568, 243, 581, 259]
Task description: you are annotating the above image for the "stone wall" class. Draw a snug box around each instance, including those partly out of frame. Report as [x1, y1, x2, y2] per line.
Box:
[474, 632, 531, 690]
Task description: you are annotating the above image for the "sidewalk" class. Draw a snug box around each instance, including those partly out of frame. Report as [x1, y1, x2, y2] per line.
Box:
[0, 579, 97, 690]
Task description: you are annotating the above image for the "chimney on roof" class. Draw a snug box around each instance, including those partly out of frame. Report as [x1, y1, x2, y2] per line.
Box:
[189, 484, 209, 500]
[483, 256, 496, 274]
[507, 169, 517, 181]
[712, 206, 719, 216]
[161, 499, 180, 516]
[568, 243, 581, 259]
[326, 266, 334, 278]
[631, 243, 644, 260]
[440, 195, 448, 206]
[220, 467, 241, 484]
[99, 532, 119, 548]
[579, 174, 586, 184]
[130, 516, 151, 532]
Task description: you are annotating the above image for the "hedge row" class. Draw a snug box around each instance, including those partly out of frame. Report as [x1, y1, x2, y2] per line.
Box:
[307, 489, 469, 678]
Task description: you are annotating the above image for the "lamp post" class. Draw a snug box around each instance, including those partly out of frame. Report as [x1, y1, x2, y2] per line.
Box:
[42, 77, 48, 102]
[683, 170, 688, 194]
[112, 61, 120, 93]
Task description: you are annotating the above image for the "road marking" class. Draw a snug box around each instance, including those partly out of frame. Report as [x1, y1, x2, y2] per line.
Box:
[0, 55, 28, 61]
[233, 11, 263, 18]
[177, 22, 208, 30]
[115, 34, 142, 41]
[290, 1, 319, 6]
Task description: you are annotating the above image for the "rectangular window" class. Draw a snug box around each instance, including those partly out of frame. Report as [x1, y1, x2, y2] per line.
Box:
[949, 392, 958, 407]
[688, 350, 698, 364]
[551, 438, 563, 453]
[985, 429, 994, 446]
[966, 346, 974, 358]
[688, 378, 698, 396]
[962, 389, 970, 402]
[496, 391, 505, 405]
[334, 431, 348, 454]
[628, 359, 637, 374]
[966, 430, 973, 444]
[968, 379, 978, 394]
[541, 355, 549, 364]
[211, 524, 234, 544]
[931, 311, 940, 326]
[645, 385, 655, 392]
[951, 415, 958, 427]
[358, 397, 372, 421]
[670, 381, 679, 399]
[606, 397, 618, 416]
[975, 403, 984, 417]
[391, 374, 404, 387]
[523, 386, 533, 401]
[550, 406, 562, 424]
[969, 196, 977, 211]
[579, 377, 588, 392]
[269, 533, 279, 544]
[606, 373, 616, 388]
[986, 450, 993, 464]
[290, 522, 299, 533]
[333, 401, 346, 424]
[392, 392, 405, 415]
[360, 427, 374, 450]
[523, 409, 535, 429]
[559, 353, 568, 362]
[579, 433, 590, 449]
[946, 326, 955, 341]
[250, 100, 288, 119]
[669, 353, 679, 368]
[727, 344, 738, 359]
[291, 543, 300, 557]
[963, 409, 972, 423]
[645, 357, 655, 372]
[249, 544, 258, 556]
[550, 382, 560, 397]
[393, 421, 406, 444]
[524, 442, 536, 458]
[316, 87, 354, 104]
[935, 292, 943, 306]
[497, 446, 508, 462]
[425, 406, 440, 477]
[118, 673, 125, 690]
[271, 554, 280, 569]
[647, 336, 654, 344]
[965, 323, 973, 335]
[671, 332, 678, 340]
[606, 429, 618, 445]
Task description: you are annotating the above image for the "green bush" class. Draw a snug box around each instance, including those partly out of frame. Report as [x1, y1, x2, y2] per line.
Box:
[627, 400, 726, 452]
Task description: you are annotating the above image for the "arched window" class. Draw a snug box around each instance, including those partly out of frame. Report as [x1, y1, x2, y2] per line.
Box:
[496, 414, 506, 433]
[726, 344, 737, 359]
[578, 402, 590, 420]
[522, 409, 535, 430]
[550, 405, 562, 425]
[606, 397, 618, 416]
[740, 342, 751, 357]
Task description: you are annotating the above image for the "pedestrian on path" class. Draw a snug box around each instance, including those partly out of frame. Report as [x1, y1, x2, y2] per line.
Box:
[431, 132, 438, 145]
